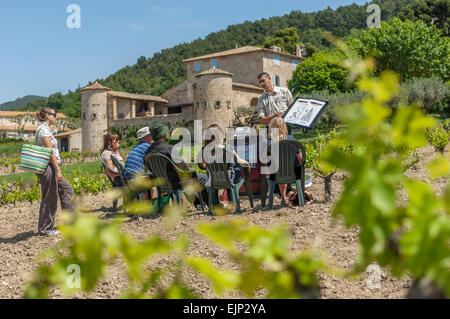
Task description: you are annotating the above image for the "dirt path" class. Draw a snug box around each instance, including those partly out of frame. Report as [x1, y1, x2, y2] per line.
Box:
[0, 145, 446, 299]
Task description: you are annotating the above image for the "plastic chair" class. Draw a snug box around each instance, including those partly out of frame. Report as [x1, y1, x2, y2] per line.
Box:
[111, 156, 149, 202]
[261, 140, 306, 209]
[99, 155, 121, 212]
[144, 152, 205, 213]
[204, 147, 253, 214]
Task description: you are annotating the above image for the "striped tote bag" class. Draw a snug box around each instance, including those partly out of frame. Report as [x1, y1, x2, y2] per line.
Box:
[19, 128, 54, 174]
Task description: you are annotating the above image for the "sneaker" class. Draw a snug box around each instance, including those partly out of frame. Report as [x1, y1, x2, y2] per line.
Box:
[195, 203, 208, 211]
[280, 199, 290, 207]
[39, 230, 60, 236]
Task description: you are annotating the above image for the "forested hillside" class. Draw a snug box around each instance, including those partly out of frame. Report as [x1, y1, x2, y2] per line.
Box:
[15, 0, 413, 117]
[101, 0, 412, 96]
[0, 95, 46, 110]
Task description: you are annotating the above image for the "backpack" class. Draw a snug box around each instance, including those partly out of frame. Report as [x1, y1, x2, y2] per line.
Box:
[288, 190, 314, 206]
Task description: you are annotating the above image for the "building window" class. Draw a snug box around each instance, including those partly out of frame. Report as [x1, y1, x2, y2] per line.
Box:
[292, 59, 297, 70]
[195, 61, 201, 72]
[274, 55, 280, 66]
[273, 75, 282, 87]
[202, 101, 207, 109]
[83, 112, 86, 120]
[215, 101, 221, 109]
[210, 59, 218, 68]
[227, 101, 231, 109]
[118, 113, 124, 119]
[91, 113, 97, 120]
[168, 106, 182, 114]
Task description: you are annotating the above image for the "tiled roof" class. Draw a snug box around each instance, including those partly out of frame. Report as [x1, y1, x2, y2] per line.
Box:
[183, 45, 305, 62]
[232, 82, 264, 92]
[107, 91, 168, 103]
[80, 81, 112, 92]
[161, 79, 187, 98]
[54, 128, 82, 138]
[0, 111, 66, 118]
[194, 67, 233, 77]
[0, 125, 39, 131]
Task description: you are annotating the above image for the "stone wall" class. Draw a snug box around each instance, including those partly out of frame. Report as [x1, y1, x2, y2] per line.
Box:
[110, 113, 194, 140]
[116, 98, 132, 120]
[232, 86, 262, 109]
[262, 52, 299, 88]
[161, 80, 189, 106]
[69, 131, 82, 152]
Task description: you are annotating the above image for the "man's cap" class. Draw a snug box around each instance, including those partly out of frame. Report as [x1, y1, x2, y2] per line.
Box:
[150, 122, 169, 141]
[136, 127, 150, 140]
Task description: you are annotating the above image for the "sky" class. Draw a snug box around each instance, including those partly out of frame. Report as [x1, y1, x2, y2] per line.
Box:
[0, 0, 370, 104]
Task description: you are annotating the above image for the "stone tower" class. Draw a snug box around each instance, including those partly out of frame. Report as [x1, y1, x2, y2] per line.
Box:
[194, 67, 234, 131]
[80, 81, 112, 152]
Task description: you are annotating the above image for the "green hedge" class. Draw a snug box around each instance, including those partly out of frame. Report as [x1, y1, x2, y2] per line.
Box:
[305, 77, 449, 126]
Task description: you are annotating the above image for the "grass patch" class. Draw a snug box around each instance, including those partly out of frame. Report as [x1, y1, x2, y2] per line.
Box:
[292, 126, 339, 145]
[0, 143, 22, 155]
[0, 161, 104, 185]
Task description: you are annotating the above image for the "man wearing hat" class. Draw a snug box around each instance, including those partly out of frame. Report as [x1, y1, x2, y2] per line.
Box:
[145, 123, 208, 207]
[124, 126, 153, 180]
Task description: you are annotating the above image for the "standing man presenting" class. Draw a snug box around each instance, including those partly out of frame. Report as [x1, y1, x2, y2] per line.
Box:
[256, 72, 294, 133]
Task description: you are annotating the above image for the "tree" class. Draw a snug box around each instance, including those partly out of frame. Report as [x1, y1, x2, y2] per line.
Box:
[348, 18, 450, 81]
[263, 27, 300, 54]
[288, 50, 349, 95]
[399, 0, 450, 36]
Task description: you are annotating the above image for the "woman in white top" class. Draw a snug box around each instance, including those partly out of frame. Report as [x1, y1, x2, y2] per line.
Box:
[35, 108, 74, 236]
[100, 133, 125, 186]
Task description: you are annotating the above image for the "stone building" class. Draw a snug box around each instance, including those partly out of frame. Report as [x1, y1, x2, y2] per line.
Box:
[80, 81, 168, 151]
[54, 128, 82, 152]
[162, 45, 305, 113]
[80, 45, 304, 151]
[0, 111, 66, 140]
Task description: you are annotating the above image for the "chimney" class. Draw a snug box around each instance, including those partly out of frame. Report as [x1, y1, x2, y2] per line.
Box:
[296, 44, 302, 57]
[270, 45, 281, 52]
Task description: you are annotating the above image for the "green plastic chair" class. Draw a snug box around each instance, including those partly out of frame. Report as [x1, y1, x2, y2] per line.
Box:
[203, 147, 253, 214]
[261, 139, 306, 209]
[144, 152, 205, 213]
[111, 156, 149, 202]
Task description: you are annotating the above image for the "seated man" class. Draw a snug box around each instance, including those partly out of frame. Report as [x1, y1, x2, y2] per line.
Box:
[145, 123, 208, 207]
[124, 126, 153, 180]
[124, 126, 157, 199]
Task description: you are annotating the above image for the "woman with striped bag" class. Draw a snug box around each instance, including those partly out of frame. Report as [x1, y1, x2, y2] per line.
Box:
[34, 108, 74, 236]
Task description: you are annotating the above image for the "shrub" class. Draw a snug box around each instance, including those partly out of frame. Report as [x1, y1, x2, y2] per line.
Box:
[305, 77, 449, 127]
[348, 18, 450, 81]
[427, 127, 449, 153]
[301, 89, 366, 126]
[288, 50, 350, 95]
[391, 77, 450, 113]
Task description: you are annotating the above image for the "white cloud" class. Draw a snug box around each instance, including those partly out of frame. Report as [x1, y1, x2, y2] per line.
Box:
[151, 5, 190, 14]
[179, 21, 207, 29]
[129, 23, 144, 31]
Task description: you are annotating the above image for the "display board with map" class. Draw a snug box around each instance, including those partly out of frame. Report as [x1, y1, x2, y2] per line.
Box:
[281, 97, 329, 129]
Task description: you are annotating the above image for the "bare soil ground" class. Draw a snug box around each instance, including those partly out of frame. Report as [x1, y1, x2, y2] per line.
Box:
[0, 145, 447, 299]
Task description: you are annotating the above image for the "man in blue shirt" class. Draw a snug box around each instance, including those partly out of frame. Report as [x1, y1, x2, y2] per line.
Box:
[124, 126, 153, 180]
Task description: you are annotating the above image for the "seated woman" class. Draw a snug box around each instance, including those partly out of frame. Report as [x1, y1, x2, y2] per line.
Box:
[100, 133, 125, 187]
[262, 117, 303, 206]
[197, 124, 250, 205]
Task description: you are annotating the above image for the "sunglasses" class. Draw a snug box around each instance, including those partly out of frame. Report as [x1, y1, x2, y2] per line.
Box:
[46, 112, 57, 117]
